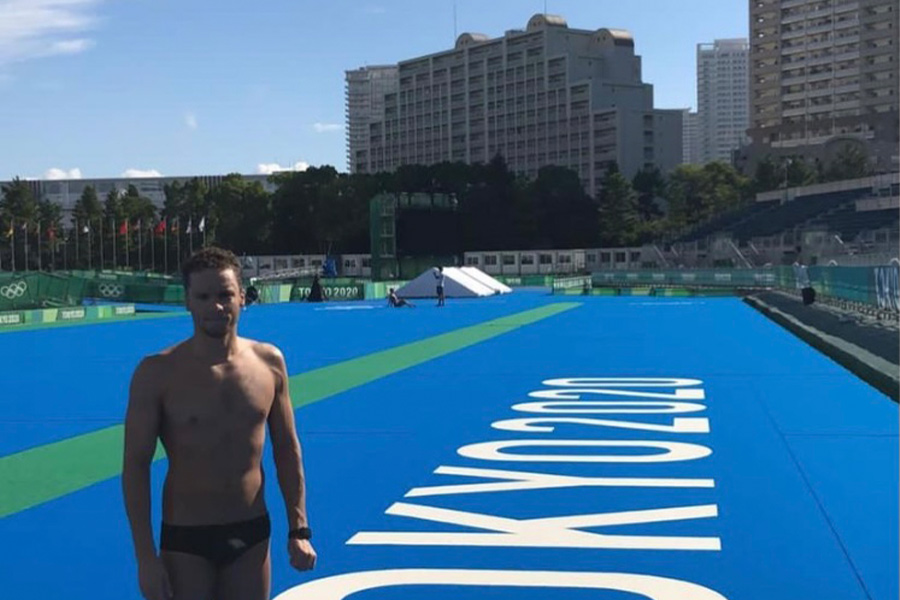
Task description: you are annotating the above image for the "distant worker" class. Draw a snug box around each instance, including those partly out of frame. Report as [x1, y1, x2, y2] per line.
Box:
[245, 285, 260, 306]
[387, 288, 414, 308]
[793, 246, 815, 305]
[433, 266, 445, 307]
[307, 274, 327, 302]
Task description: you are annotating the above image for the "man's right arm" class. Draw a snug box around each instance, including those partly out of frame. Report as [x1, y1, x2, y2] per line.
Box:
[122, 356, 164, 562]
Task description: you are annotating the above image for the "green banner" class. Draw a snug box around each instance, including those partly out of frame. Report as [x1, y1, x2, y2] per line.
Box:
[0, 304, 137, 329]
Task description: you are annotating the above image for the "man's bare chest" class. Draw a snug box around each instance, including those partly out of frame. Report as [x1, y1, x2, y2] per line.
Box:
[161, 364, 275, 430]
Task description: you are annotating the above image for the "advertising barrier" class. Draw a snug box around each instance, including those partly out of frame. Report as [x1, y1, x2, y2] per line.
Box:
[0, 304, 138, 329]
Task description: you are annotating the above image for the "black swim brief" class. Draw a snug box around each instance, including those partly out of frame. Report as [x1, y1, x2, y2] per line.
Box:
[160, 513, 271, 568]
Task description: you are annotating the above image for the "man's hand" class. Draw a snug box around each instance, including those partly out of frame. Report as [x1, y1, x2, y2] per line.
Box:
[288, 538, 317, 571]
[137, 555, 173, 600]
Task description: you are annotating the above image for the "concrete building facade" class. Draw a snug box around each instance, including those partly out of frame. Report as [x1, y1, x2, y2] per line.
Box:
[348, 14, 683, 196]
[345, 66, 400, 173]
[746, 0, 899, 172]
[696, 39, 750, 163]
[682, 109, 701, 164]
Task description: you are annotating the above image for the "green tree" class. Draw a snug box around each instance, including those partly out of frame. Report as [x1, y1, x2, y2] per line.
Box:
[37, 198, 63, 269]
[0, 177, 38, 225]
[206, 174, 272, 255]
[598, 165, 640, 246]
[530, 165, 598, 248]
[824, 143, 871, 181]
[1, 178, 38, 269]
[632, 166, 666, 222]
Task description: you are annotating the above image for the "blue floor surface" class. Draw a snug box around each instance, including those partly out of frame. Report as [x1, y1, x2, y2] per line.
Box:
[0, 294, 896, 599]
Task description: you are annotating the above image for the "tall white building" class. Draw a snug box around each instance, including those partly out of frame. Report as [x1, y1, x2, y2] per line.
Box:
[345, 66, 400, 173]
[347, 14, 683, 196]
[696, 39, 749, 164]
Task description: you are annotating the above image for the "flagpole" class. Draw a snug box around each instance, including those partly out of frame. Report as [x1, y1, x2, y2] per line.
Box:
[164, 218, 169, 274]
[37, 221, 42, 271]
[176, 217, 181, 272]
[125, 219, 130, 268]
[97, 218, 103, 270]
[151, 220, 156, 272]
[88, 222, 93, 271]
[111, 217, 117, 269]
[9, 217, 15, 272]
[138, 219, 143, 271]
[23, 222, 29, 272]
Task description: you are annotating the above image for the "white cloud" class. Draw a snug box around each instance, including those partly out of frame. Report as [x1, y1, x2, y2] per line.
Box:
[121, 168, 163, 178]
[47, 37, 93, 54]
[44, 167, 82, 180]
[184, 112, 198, 130]
[256, 162, 309, 175]
[0, 1, 105, 67]
[313, 122, 343, 133]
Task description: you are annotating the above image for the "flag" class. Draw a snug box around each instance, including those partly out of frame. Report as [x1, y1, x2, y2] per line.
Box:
[82, 224, 90, 234]
[198, 217, 206, 233]
[119, 220, 128, 236]
[47, 227, 56, 241]
[3, 219, 11, 239]
[186, 218, 193, 234]
[154, 218, 166, 236]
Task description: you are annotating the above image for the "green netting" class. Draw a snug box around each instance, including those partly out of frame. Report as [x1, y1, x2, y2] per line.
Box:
[590, 266, 899, 309]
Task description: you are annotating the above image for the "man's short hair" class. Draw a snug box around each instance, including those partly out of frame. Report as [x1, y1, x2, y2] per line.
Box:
[181, 246, 242, 288]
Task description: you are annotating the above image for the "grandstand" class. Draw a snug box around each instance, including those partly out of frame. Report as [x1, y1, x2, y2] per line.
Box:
[671, 175, 899, 267]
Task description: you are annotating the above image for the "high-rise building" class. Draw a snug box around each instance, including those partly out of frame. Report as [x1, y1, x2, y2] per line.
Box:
[696, 39, 750, 164]
[345, 66, 400, 173]
[746, 0, 899, 172]
[682, 110, 701, 164]
[347, 14, 683, 196]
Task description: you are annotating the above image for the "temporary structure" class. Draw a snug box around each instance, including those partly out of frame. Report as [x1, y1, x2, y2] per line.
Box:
[460, 267, 513, 294]
[396, 267, 508, 298]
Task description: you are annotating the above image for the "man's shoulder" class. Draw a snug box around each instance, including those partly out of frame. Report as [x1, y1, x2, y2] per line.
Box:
[135, 342, 184, 371]
[245, 338, 286, 368]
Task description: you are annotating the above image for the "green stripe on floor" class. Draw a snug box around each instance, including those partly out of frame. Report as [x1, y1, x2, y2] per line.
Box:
[0, 302, 579, 518]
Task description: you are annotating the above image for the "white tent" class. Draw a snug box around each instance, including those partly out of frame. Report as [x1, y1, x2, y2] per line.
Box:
[460, 267, 513, 294]
[396, 267, 500, 298]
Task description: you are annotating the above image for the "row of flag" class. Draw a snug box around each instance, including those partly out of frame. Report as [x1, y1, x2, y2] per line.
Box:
[3, 216, 206, 240]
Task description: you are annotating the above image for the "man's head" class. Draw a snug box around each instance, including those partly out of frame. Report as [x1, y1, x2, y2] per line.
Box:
[181, 247, 245, 338]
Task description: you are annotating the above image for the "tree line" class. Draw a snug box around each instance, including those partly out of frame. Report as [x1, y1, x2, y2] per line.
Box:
[0, 147, 873, 273]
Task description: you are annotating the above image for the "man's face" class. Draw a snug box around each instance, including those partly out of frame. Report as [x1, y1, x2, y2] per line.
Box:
[185, 267, 244, 338]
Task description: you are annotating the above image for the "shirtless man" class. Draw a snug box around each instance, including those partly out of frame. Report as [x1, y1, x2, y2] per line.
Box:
[122, 247, 316, 600]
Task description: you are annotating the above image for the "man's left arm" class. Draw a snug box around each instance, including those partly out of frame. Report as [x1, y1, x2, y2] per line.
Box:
[265, 345, 317, 571]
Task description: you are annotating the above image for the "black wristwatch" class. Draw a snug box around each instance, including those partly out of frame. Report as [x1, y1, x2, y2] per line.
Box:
[288, 527, 313, 540]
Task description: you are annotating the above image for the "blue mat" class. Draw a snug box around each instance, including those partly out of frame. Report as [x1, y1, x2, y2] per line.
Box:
[0, 295, 896, 599]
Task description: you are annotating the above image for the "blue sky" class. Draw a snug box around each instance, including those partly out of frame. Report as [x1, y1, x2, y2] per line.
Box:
[0, 0, 748, 181]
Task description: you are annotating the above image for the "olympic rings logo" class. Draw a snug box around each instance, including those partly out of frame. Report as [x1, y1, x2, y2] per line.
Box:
[97, 283, 124, 298]
[0, 281, 27, 299]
